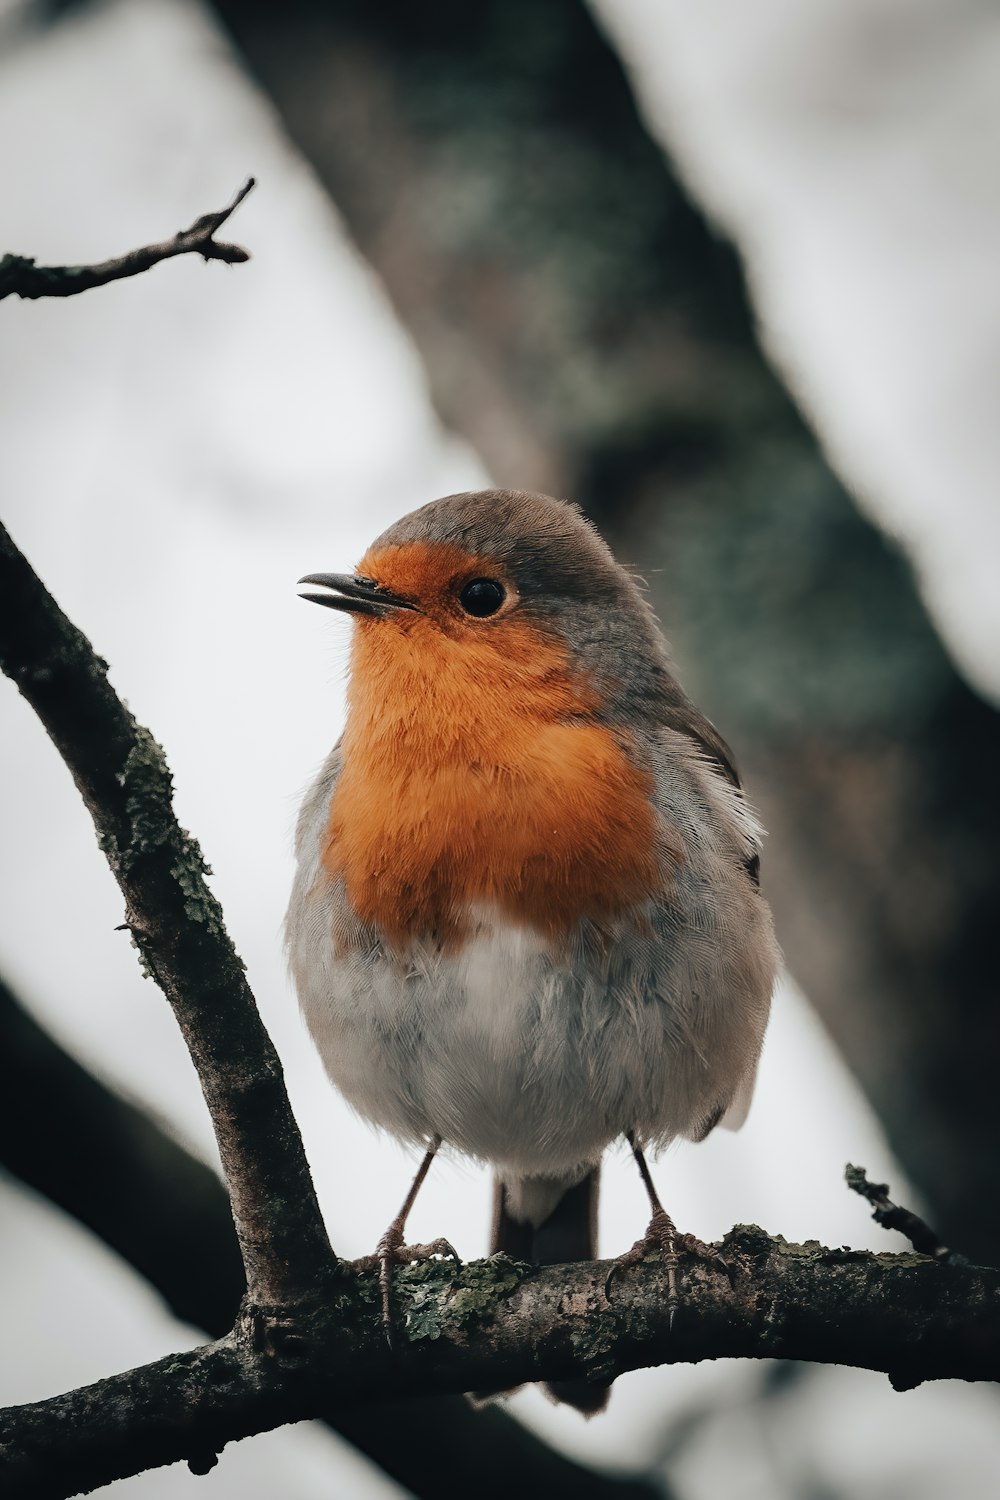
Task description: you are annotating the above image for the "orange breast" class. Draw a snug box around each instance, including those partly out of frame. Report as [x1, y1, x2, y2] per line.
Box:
[324, 603, 670, 952]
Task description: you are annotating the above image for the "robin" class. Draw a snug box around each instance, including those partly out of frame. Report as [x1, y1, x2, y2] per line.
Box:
[286, 488, 778, 1412]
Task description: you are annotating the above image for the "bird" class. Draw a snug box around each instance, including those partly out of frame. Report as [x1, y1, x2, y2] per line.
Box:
[286, 488, 779, 1412]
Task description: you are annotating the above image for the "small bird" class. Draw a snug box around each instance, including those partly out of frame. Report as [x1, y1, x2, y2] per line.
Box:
[286, 489, 778, 1411]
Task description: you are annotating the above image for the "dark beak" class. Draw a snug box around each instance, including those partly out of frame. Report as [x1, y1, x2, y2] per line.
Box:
[296, 572, 418, 619]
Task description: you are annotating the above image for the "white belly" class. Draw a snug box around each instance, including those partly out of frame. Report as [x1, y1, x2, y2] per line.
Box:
[287, 746, 776, 1178]
[292, 898, 716, 1180]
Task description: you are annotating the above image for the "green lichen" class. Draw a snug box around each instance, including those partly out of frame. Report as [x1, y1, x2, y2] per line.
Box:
[396, 1254, 531, 1344]
[875, 1252, 931, 1269]
[116, 727, 174, 862]
[128, 931, 158, 984]
[328, 1266, 380, 1326]
[97, 827, 120, 861]
[763, 1232, 930, 1270]
[171, 833, 224, 936]
[403, 1279, 447, 1342]
[569, 1316, 619, 1383]
[113, 727, 227, 938]
[772, 1237, 829, 1261]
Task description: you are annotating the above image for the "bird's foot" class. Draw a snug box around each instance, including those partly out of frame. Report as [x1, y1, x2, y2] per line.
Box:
[354, 1225, 461, 1346]
[604, 1207, 730, 1325]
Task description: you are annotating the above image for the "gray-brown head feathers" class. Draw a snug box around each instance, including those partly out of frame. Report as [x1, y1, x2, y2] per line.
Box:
[374, 489, 632, 605]
[373, 489, 741, 782]
[373, 489, 682, 729]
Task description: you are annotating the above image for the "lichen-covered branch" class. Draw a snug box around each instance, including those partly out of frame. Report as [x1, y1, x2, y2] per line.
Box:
[0, 178, 254, 302]
[4, 1230, 1000, 1498]
[2, 507, 996, 1500]
[0, 974, 653, 1500]
[0, 519, 332, 1305]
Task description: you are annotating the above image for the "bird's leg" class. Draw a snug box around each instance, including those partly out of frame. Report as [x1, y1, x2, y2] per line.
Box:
[353, 1135, 460, 1346]
[605, 1134, 730, 1323]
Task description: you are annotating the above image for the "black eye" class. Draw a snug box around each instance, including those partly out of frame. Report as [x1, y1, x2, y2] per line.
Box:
[459, 578, 506, 617]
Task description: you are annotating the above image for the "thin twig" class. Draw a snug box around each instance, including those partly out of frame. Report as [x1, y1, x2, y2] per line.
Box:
[846, 1164, 955, 1260]
[0, 178, 255, 302]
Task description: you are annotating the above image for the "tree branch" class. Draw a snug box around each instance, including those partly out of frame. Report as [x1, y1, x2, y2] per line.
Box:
[846, 1164, 956, 1262]
[0, 178, 255, 302]
[0, 519, 332, 1307]
[0, 973, 655, 1500]
[4, 1229, 1000, 1498]
[3, 528, 999, 1497]
[3, 481, 996, 1497]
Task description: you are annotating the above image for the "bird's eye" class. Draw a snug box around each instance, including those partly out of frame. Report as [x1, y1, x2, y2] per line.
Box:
[458, 578, 506, 617]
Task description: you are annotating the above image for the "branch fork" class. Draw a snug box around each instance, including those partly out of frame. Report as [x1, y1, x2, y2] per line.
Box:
[2, 516, 998, 1499]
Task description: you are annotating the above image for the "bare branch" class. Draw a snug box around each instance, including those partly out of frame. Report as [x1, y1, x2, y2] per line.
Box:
[4, 1231, 1000, 1498]
[0, 178, 255, 302]
[0, 519, 332, 1306]
[846, 1164, 956, 1261]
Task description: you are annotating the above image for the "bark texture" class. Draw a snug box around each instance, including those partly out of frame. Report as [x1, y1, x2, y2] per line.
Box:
[4, 1232, 999, 1499]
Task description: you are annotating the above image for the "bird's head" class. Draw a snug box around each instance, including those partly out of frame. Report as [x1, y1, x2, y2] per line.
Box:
[299, 489, 671, 726]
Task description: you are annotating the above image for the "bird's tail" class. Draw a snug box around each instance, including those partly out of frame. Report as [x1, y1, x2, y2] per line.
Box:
[485, 1166, 609, 1415]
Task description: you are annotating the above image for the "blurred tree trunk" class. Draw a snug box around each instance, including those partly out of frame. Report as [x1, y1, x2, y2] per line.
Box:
[209, 0, 1000, 1261]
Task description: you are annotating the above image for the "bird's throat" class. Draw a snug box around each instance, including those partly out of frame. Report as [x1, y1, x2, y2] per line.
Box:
[323, 614, 667, 951]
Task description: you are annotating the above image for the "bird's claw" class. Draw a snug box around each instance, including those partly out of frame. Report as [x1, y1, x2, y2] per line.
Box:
[604, 1207, 730, 1320]
[356, 1228, 461, 1347]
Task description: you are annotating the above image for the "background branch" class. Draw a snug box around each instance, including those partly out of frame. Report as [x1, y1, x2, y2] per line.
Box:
[0, 973, 245, 1331]
[4, 1229, 999, 1498]
[0, 972, 654, 1499]
[0, 518, 331, 1308]
[0, 178, 254, 302]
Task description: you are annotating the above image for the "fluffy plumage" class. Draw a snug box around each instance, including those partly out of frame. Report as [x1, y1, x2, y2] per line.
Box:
[285, 488, 779, 1410]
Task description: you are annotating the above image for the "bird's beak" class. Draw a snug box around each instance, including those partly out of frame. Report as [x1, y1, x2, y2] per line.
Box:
[296, 572, 418, 619]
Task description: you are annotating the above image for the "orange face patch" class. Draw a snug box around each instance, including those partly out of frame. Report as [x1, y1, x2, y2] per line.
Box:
[324, 541, 671, 951]
[357, 540, 519, 626]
